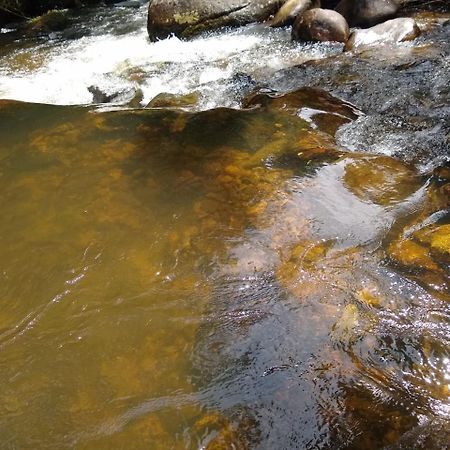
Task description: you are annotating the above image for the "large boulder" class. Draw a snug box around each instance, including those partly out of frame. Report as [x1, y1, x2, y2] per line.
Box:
[292, 8, 349, 43]
[269, 0, 320, 28]
[147, 0, 284, 41]
[344, 17, 420, 51]
[335, 0, 399, 28]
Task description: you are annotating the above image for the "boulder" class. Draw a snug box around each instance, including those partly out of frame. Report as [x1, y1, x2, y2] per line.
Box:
[27, 9, 69, 32]
[344, 17, 420, 51]
[147, 0, 284, 41]
[335, 0, 399, 28]
[269, 0, 320, 28]
[292, 8, 349, 43]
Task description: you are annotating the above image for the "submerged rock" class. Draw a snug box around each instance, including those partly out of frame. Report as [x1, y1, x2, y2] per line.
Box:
[343, 156, 420, 206]
[345, 17, 421, 51]
[414, 224, 450, 259]
[242, 86, 359, 136]
[147, 0, 283, 41]
[292, 8, 349, 43]
[388, 239, 440, 272]
[269, 0, 319, 27]
[335, 0, 399, 28]
[330, 303, 359, 347]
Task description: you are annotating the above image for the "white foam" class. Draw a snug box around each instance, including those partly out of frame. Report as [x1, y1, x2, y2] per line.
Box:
[0, 11, 338, 108]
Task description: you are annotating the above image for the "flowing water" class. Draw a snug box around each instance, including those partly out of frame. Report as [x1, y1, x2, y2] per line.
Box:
[0, 3, 449, 450]
[0, 2, 340, 109]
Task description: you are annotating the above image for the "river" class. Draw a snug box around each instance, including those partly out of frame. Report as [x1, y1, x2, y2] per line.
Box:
[0, 2, 449, 449]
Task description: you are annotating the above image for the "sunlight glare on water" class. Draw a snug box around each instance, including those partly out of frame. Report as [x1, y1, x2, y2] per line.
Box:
[0, 88, 448, 448]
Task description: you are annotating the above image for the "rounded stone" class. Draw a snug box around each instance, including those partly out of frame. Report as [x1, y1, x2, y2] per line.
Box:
[292, 8, 349, 43]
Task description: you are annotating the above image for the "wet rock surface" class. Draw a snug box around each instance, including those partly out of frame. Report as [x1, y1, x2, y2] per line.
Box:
[345, 17, 421, 51]
[291, 7, 349, 42]
[146, 0, 283, 41]
[268, 19, 450, 168]
[26, 9, 70, 33]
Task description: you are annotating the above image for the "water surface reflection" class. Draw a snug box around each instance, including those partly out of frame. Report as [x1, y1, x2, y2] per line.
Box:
[0, 94, 448, 448]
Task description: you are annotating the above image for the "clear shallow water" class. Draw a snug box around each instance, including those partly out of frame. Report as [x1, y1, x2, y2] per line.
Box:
[0, 89, 449, 448]
[0, 4, 340, 109]
[0, 4, 449, 449]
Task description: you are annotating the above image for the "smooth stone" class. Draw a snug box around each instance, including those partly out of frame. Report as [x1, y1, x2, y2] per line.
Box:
[345, 17, 421, 51]
[147, 0, 284, 41]
[269, 0, 319, 28]
[335, 0, 399, 28]
[146, 92, 199, 108]
[292, 8, 349, 43]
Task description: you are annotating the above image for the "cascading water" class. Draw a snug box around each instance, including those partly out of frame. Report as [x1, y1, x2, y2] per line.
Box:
[0, 3, 340, 108]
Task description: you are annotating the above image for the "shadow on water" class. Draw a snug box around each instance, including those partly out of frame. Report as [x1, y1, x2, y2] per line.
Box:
[0, 87, 449, 449]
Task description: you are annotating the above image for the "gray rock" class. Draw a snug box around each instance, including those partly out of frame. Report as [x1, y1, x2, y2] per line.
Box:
[292, 8, 349, 43]
[345, 17, 420, 51]
[335, 0, 399, 28]
[269, 0, 320, 28]
[147, 0, 284, 41]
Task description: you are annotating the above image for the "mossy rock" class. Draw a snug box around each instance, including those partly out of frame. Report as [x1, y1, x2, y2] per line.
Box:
[414, 223, 450, 259]
[388, 239, 440, 272]
[146, 92, 199, 109]
[28, 9, 69, 32]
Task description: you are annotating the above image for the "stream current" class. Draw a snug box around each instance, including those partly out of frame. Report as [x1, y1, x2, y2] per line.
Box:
[0, 2, 449, 449]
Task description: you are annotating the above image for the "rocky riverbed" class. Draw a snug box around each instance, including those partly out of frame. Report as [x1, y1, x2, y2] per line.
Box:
[0, 1, 449, 449]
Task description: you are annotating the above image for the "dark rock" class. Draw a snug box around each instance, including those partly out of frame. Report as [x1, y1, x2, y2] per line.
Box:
[345, 17, 420, 51]
[88, 85, 116, 103]
[27, 9, 70, 32]
[223, 72, 258, 104]
[292, 8, 349, 43]
[269, 0, 319, 28]
[335, 0, 399, 28]
[147, 0, 284, 41]
[88, 85, 143, 105]
[320, 0, 339, 8]
[0, 1, 105, 25]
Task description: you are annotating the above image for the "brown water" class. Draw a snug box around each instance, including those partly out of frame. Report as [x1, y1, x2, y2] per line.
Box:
[0, 91, 449, 449]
